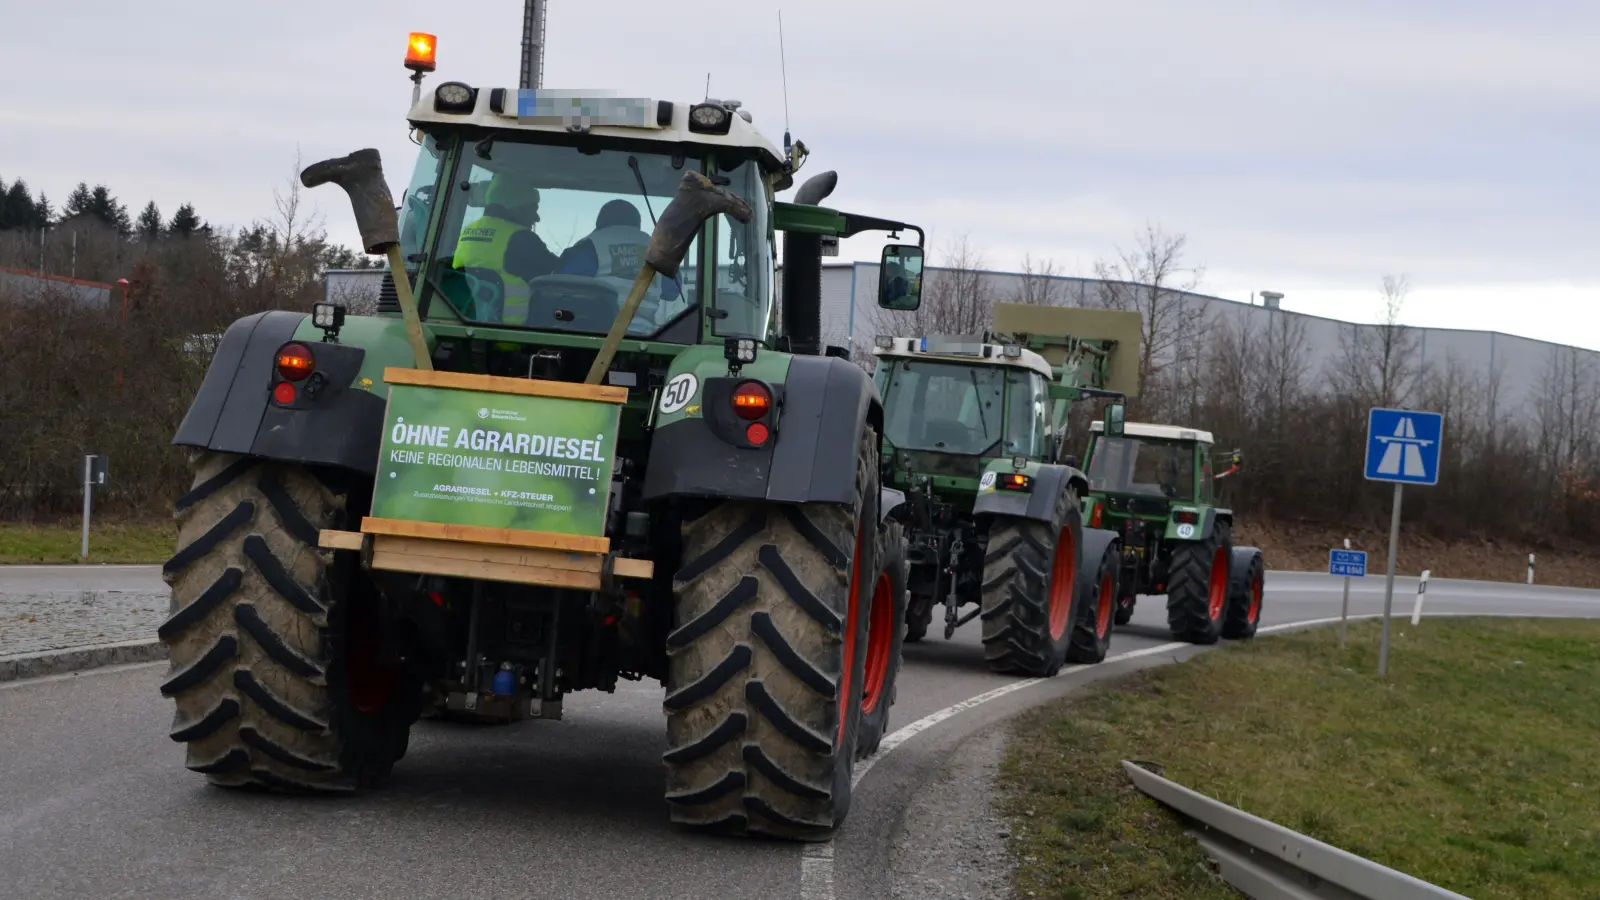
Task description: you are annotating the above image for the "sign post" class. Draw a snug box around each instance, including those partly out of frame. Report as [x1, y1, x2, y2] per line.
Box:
[81, 454, 108, 560]
[1364, 407, 1444, 677]
[1329, 539, 1366, 649]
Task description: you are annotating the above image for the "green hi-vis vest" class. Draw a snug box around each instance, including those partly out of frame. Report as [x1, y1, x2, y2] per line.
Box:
[451, 214, 531, 324]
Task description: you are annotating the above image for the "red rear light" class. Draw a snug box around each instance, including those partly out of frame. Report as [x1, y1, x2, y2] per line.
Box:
[1174, 510, 1199, 524]
[732, 381, 772, 421]
[1090, 504, 1103, 528]
[997, 473, 1032, 491]
[276, 342, 315, 381]
[272, 381, 297, 404]
[745, 422, 770, 445]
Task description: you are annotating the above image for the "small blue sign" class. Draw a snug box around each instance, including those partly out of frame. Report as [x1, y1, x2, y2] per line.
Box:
[1364, 407, 1444, 486]
[1329, 549, 1367, 578]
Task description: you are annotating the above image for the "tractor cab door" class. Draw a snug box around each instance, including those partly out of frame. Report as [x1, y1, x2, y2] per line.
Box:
[1197, 443, 1216, 505]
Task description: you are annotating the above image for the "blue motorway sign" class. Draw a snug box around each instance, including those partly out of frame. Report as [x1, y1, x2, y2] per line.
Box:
[1365, 407, 1444, 486]
[1329, 549, 1367, 578]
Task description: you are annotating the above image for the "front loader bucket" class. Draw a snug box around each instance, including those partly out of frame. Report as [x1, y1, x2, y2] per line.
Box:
[991, 302, 1143, 398]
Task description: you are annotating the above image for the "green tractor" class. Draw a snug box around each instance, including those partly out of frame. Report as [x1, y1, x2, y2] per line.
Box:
[1078, 406, 1265, 644]
[871, 303, 1143, 675]
[154, 42, 930, 842]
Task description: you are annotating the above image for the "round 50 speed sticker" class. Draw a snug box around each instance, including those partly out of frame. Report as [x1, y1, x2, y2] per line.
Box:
[658, 373, 698, 414]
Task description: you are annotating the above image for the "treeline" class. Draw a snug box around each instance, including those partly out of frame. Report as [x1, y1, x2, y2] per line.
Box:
[0, 162, 381, 518]
[868, 227, 1600, 545]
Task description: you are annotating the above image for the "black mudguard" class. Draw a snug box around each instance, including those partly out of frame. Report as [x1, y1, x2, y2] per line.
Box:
[880, 487, 906, 524]
[172, 310, 386, 476]
[971, 463, 1087, 523]
[642, 355, 882, 506]
[1081, 526, 1121, 569]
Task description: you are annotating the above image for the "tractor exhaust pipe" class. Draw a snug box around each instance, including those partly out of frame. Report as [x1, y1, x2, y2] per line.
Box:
[782, 170, 836, 357]
[301, 148, 432, 370]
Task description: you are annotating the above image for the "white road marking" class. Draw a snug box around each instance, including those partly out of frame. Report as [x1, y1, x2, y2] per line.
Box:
[797, 607, 1600, 899]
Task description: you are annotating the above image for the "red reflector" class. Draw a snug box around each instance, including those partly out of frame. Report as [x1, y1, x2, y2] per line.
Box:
[732, 381, 772, 420]
[276, 342, 315, 381]
[1090, 505, 1103, 528]
[1174, 511, 1198, 524]
[746, 422, 770, 445]
[428, 591, 444, 607]
[272, 381, 297, 404]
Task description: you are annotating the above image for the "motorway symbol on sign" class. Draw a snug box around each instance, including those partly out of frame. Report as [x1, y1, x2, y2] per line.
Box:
[1329, 549, 1367, 578]
[1364, 407, 1443, 486]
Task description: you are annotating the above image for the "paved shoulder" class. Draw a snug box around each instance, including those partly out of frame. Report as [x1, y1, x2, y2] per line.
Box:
[888, 726, 1013, 900]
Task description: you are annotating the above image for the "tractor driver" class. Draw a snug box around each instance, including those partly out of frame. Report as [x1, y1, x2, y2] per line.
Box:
[555, 199, 682, 327]
[451, 174, 561, 325]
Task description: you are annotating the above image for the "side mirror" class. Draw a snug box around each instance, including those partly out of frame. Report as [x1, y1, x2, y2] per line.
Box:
[1103, 402, 1125, 437]
[877, 244, 924, 311]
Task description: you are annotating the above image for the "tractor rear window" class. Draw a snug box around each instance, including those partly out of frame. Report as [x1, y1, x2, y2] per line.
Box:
[882, 360, 1004, 456]
[1087, 437, 1195, 501]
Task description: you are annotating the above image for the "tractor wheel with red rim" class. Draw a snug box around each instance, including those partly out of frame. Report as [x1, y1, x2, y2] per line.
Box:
[1164, 520, 1233, 645]
[1222, 547, 1265, 639]
[978, 489, 1084, 677]
[856, 520, 908, 760]
[1112, 586, 1136, 626]
[664, 430, 880, 842]
[1066, 538, 1119, 664]
[158, 452, 423, 793]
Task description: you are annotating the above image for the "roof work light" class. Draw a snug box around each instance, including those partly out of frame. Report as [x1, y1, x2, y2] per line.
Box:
[405, 32, 437, 73]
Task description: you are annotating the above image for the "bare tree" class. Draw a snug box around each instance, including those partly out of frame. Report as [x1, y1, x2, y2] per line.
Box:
[1088, 222, 1211, 419]
[1328, 273, 1422, 408]
[1014, 253, 1064, 306]
[869, 234, 997, 338]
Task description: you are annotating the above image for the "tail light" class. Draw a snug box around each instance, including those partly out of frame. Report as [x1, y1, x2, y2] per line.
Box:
[996, 473, 1032, 492]
[732, 381, 772, 420]
[1173, 510, 1199, 525]
[1090, 503, 1103, 528]
[745, 422, 770, 445]
[276, 342, 315, 381]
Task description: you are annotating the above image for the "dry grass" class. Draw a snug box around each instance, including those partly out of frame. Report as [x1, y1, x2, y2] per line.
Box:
[0, 520, 175, 564]
[999, 618, 1600, 899]
[1234, 516, 1600, 589]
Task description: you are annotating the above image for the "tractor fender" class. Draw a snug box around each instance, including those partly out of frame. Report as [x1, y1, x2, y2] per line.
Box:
[1081, 526, 1121, 568]
[972, 463, 1083, 524]
[1164, 506, 1234, 542]
[171, 310, 387, 476]
[880, 487, 907, 524]
[642, 354, 882, 506]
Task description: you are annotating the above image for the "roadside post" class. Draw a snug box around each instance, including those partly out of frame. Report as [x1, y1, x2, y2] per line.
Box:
[80, 454, 108, 560]
[1410, 569, 1431, 626]
[1364, 407, 1444, 677]
[1528, 553, 1535, 585]
[1329, 539, 1366, 649]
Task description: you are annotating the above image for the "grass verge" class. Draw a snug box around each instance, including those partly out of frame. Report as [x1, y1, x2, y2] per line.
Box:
[998, 618, 1600, 900]
[0, 520, 174, 564]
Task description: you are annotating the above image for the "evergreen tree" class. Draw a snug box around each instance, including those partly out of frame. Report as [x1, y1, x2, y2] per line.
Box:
[63, 182, 93, 218]
[136, 201, 164, 240]
[34, 193, 52, 228]
[86, 185, 133, 237]
[168, 203, 203, 237]
[0, 179, 46, 231]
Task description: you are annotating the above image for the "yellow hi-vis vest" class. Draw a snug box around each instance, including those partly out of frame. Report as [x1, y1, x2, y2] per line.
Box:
[451, 214, 531, 324]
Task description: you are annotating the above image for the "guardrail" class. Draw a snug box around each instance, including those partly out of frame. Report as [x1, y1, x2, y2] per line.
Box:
[1121, 760, 1472, 900]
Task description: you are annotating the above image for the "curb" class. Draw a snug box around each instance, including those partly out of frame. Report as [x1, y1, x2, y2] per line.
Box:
[0, 640, 167, 684]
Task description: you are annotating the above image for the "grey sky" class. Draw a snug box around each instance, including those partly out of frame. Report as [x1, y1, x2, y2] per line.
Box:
[8, 1, 1596, 346]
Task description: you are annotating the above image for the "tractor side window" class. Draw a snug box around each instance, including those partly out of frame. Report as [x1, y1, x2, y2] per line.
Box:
[713, 159, 774, 341]
[399, 133, 446, 263]
[1197, 444, 1215, 504]
[1002, 369, 1050, 459]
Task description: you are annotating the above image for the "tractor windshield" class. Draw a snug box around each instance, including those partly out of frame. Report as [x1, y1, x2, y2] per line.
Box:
[1086, 437, 1196, 502]
[421, 137, 725, 338]
[882, 359, 1005, 455]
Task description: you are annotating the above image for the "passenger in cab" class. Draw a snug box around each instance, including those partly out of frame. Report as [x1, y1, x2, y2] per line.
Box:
[451, 175, 561, 324]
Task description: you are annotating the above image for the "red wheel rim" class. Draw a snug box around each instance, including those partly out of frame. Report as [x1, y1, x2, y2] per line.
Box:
[1249, 570, 1263, 623]
[1047, 527, 1077, 641]
[861, 571, 895, 715]
[838, 514, 870, 745]
[346, 601, 399, 715]
[1095, 569, 1114, 637]
[1207, 548, 1228, 622]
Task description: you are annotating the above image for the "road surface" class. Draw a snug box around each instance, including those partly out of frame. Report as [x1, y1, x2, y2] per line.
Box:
[2, 569, 1597, 900]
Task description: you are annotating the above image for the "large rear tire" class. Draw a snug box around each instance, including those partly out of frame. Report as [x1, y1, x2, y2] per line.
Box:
[978, 489, 1083, 677]
[662, 431, 880, 841]
[1065, 540, 1118, 664]
[857, 521, 907, 760]
[1165, 521, 1233, 645]
[904, 595, 931, 643]
[158, 452, 422, 791]
[1222, 547, 1264, 640]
